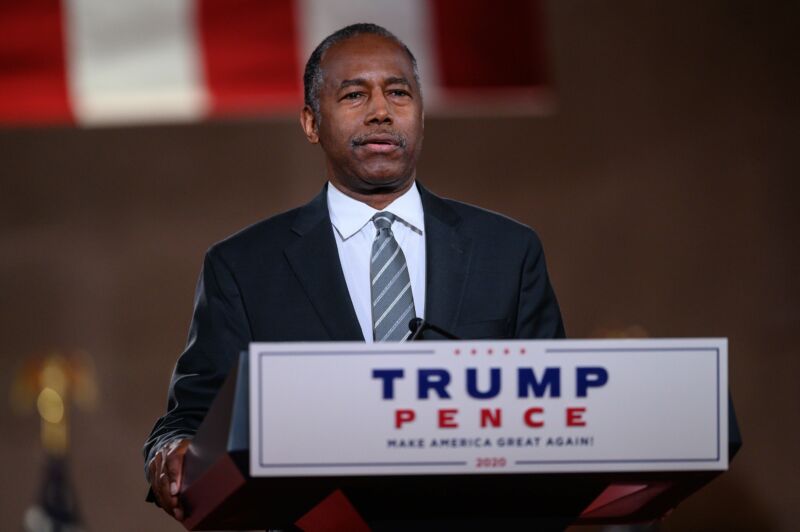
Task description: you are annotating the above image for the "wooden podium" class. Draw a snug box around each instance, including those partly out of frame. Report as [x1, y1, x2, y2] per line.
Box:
[178, 340, 741, 531]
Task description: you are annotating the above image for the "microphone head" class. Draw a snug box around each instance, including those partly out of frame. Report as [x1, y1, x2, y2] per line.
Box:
[409, 317, 424, 332]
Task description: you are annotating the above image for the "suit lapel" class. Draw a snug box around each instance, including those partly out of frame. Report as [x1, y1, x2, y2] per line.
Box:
[284, 187, 364, 341]
[419, 184, 473, 335]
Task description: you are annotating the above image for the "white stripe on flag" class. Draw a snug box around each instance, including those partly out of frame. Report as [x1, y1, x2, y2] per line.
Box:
[296, 0, 441, 102]
[63, 0, 208, 125]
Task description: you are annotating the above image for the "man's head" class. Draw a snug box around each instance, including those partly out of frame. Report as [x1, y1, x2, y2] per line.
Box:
[300, 24, 424, 207]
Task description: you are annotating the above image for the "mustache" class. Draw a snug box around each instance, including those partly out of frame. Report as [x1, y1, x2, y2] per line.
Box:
[350, 131, 408, 149]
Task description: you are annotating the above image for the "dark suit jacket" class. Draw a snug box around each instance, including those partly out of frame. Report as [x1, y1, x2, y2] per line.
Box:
[143, 183, 565, 466]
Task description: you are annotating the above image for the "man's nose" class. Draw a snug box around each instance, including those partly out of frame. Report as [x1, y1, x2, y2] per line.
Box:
[365, 90, 392, 125]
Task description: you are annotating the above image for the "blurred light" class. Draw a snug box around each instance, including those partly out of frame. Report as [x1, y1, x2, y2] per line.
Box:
[36, 387, 64, 424]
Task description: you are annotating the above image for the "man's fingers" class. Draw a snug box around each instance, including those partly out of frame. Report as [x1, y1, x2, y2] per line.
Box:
[149, 447, 177, 512]
[148, 439, 191, 521]
[148, 452, 169, 509]
[164, 439, 190, 496]
[165, 455, 182, 496]
[157, 471, 182, 520]
[158, 447, 174, 505]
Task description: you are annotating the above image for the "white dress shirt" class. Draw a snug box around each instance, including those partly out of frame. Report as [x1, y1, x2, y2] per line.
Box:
[327, 181, 426, 342]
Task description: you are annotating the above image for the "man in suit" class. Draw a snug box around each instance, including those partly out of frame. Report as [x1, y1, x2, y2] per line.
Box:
[145, 23, 565, 521]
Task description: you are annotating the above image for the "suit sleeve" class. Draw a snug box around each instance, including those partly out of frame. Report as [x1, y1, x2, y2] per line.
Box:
[143, 247, 252, 472]
[514, 232, 566, 339]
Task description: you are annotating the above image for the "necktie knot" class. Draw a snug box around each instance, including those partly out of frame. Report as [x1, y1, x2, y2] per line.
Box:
[372, 212, 396, 232]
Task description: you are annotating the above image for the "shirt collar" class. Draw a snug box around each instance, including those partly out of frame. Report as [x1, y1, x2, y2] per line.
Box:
[327, 181, 425, 240]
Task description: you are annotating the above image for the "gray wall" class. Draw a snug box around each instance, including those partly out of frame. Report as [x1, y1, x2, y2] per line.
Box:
[1, 1, 797, 530]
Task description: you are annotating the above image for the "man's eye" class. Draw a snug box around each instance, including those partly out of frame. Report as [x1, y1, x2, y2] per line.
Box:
[343, 92, 363, 100]
[389, 90, 410, 97]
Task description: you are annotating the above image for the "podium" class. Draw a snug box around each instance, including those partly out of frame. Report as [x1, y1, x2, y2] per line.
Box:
[179, 339, 741, 530]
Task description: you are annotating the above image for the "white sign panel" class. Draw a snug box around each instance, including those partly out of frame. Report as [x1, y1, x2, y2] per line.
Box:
[249, 339, 727, 477]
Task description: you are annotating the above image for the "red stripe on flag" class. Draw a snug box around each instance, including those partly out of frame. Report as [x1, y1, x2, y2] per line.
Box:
[198, 0, 302, 116]
[0, 1, 72, 125]
[430, 0, 548, 90]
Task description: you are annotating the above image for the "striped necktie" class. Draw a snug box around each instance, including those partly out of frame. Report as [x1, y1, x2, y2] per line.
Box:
[371, 212, 416, 342]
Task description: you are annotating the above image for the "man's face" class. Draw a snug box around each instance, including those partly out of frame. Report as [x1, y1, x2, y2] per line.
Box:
[303, 34, 424, 196]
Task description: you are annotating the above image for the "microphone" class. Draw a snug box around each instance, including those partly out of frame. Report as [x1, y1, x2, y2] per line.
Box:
[408, 318, 459, 341]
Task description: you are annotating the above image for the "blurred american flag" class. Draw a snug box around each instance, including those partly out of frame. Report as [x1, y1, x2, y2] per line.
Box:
[0, 0, 550, 126]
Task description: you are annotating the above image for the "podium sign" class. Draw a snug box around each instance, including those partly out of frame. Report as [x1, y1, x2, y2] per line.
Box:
[249, 339, 727, 478]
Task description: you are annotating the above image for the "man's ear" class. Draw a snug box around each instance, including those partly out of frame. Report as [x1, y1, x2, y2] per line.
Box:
[300, 106, 319, 144]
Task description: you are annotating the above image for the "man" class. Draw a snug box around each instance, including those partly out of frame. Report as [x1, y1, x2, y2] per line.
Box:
[145, 23, 565, 522]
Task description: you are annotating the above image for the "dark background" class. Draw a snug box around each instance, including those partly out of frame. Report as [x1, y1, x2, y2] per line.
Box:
[1, 1, 798, 530]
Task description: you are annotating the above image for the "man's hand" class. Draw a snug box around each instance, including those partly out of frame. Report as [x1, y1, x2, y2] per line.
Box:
[147, 438, 191, 521]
